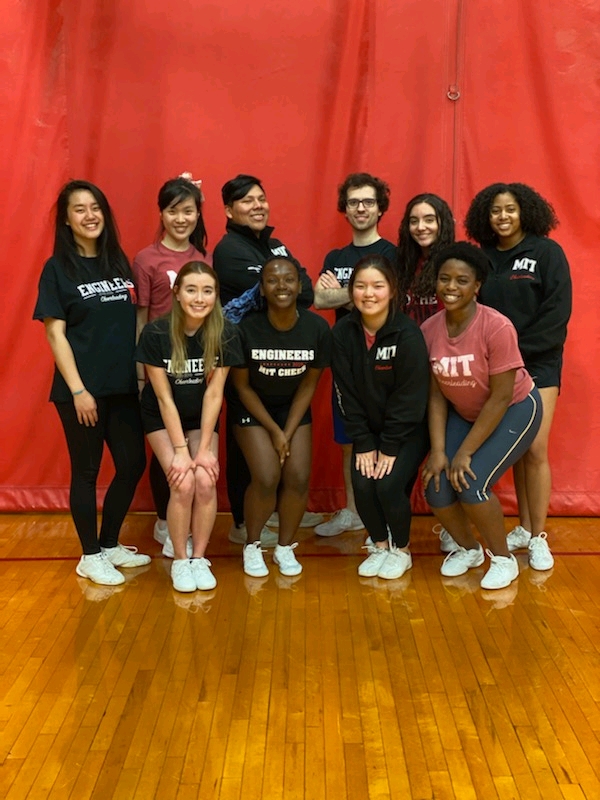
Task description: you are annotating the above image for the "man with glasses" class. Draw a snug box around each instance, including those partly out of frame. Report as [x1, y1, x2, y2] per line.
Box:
[313, 173, 396, 537]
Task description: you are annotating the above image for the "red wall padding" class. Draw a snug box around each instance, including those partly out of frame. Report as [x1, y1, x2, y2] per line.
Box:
[2, 0, 599, 514]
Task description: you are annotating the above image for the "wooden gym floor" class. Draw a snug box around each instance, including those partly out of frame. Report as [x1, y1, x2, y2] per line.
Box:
[0, 513, 599, 799]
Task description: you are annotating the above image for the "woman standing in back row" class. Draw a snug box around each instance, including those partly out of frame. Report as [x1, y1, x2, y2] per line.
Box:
[396, 193, 456, 553]
[396, 193, 455, 324]
[34, 181, 149, 586]
[465, 183, 572, 570]
[133, 175, 211, 555]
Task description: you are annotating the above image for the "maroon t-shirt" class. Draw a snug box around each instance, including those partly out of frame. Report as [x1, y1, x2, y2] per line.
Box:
[132, 242, 212, 321]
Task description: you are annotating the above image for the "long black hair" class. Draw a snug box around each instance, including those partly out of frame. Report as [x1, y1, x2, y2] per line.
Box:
[464, 182, 558, 245]
[396, 193, 455, 303]
[53, 180, 131, 282]
[157, 176, 207, 255]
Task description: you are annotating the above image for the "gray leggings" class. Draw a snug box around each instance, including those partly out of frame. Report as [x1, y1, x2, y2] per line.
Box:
[426, 388, 542, 507]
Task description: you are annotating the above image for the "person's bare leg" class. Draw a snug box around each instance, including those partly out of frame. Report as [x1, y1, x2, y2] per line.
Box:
[341, 443, 358, 514]
[431, 502, 479, 550]
[278, 425, 312, 546]
[512, 458, 530, 531]
[521, 387, 558, 536]
[188, 430, 219, 558]
[461, 494, 510, 556]
[235, 426, 281, 543]
[147, 429, 194, 559]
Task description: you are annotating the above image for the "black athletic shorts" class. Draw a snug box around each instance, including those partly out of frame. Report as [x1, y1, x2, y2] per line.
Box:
[231, 400, 311, 429]
[141, 410, 220, 436]
[524, 352, 563, 390]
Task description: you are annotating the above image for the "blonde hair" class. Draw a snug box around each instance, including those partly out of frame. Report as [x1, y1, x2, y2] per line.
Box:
[169, 262, 224, 377]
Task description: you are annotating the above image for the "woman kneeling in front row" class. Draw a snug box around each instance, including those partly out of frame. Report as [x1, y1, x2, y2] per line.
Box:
[332, 255, 430, 580]
[136, 262, 242, 593]
[421, 243, 542, 590]
[231, 257, 331, 579]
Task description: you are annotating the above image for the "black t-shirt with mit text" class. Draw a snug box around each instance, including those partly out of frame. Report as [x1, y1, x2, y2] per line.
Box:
[233, 309, 332, 412]
[33, 255, 138, 402]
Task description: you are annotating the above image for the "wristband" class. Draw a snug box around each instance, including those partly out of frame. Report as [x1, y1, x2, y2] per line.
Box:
[72, 389, 85, 396]
[174, 438, 189, 449]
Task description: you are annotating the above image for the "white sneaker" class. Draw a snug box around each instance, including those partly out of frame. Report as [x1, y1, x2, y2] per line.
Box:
[507, 525, 532, 551]
[76, 552, 125, 586]
[358, 545, 389, 577]
[153, 519, 168, 545]
[273, 543, 302, 576]
[528, 532, 554, 570]
[433, 523, 458, 553]
[267, 511, 325, 528]
[440, 543, 485, 577]
[243, 541, 269, 577]
[377, 547, 412, 580]
[190, 557, 217, 590]
[162, 535, 193, 559]
[480, 550, 519, 590]
[171, 559, 196, 593]
[315, 508, 364, 537]
[102, 544, 151, 568]
[228, 523, 279, 548]
[299, 511, 325, 528]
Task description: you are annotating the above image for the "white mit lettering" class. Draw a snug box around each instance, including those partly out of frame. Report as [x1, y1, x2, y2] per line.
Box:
[431, 354, 475, 377]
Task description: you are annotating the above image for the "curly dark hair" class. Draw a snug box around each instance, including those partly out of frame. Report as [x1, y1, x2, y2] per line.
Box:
[464, 182, 559, 245]
[432, 241, 491, 284]
[396, 193, 455, 303]
[337, 173, 390, 215]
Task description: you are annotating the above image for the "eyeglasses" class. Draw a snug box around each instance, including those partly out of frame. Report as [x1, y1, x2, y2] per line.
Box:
[346, 198, 377, 209]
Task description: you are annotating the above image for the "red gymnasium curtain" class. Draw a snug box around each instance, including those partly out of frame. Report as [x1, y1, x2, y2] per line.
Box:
[1, 0, 598, 514]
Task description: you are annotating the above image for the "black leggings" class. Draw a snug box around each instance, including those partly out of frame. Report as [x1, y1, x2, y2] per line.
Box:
[224, 378, 252, 527]
[352, 423, 429, 548]
[55, 394, 146, 554]
[149, 453, 170, 520]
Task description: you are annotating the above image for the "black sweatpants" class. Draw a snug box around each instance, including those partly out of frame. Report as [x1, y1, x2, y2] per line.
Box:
[226, 407, 251, 527]
[55, 394, 146, 554]
[149, 453, 170, 520]
[352, 423, 429, 548]
[224, 378, 252, 527]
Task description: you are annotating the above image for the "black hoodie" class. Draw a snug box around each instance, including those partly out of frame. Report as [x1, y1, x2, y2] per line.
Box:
[213, 221, 314, 307]
[332, 309, 429, 456]
[480, 235, 571, 361]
